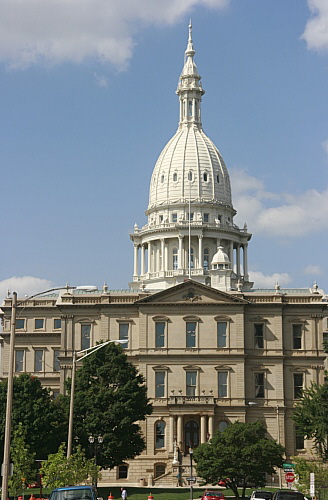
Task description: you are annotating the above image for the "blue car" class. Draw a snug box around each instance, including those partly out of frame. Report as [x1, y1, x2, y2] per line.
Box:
[49, 486, 102, 500]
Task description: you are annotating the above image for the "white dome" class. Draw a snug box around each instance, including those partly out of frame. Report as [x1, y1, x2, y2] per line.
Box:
[148, 126, 232, 211]
[211, 246, 230, 265]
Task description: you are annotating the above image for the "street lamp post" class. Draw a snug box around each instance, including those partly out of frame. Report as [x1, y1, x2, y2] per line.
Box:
[66, 339, 126, 458]
[1, 285, 97, 500]
[88, 435, 103, 487]
[189, 446, 193, 500]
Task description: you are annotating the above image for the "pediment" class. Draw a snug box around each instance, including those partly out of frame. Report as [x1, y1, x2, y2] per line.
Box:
[136, 280, 248, 305]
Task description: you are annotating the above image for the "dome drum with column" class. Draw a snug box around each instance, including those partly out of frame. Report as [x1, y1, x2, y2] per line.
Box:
[130, 23, 253, 292]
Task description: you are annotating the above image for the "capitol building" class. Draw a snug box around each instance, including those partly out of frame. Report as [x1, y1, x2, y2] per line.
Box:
[1, 25, 328, 486]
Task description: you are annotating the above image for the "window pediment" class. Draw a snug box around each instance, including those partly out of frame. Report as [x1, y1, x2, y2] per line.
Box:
[250, 316, 269, 323]
[183, 315, 201, 322]
[116, 318, 135, 324]
[215, 365, 233, 371]
[183, 365, 202, 372]
[152, 316, 170, 322]
[77, 318, 96, 324]
[214, 315, 232, 322]
[153, 365, 171, 372]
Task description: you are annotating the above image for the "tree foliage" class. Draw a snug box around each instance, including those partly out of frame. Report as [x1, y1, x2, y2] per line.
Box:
[292, 382, 328, 461]
[193, 420, 284, 498]
[41, 443, 98, 489]
[0, 374, 67, 460]
[72, 342, 152, 469]
[293, 456, 328, 496]
[8, 423, 35, 498]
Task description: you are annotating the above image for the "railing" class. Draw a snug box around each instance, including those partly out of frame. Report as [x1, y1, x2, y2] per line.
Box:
[169, 395, 215, 404]
[135, 220, 248, 234]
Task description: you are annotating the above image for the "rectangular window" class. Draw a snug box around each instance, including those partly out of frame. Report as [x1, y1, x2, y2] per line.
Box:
[118, 465, 128, 479]
[254, 323, 264, 348]
[292, 324, 302, 349]
[203, 213, 209, 223]
[35, 319, 44, 330]
[172, 213, 177, 223]
[81, 324, 91, 350]
[155, 322, 165, 348]
[294, 373, 303, 399]
[218, 371, 228, 398]
[217, 322, 227, 348]
[255, 372, 265, 398]
[187, 212, 194, 221]
[186, 322, 196, 348]
[186, 371, 197, 396]
[53, 350, 60, 371]
[16, 319, 25, 329]
[295, 427, 304, 450]
[155, 371, 165, 398]
[15, 350, 24, 372]
[54, 319, 61, 329]
[34, 349, 44, 372]
[119, 323, 129, 349]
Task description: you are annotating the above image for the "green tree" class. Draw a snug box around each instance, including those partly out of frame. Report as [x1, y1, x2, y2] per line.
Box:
[72, 342, 152, 469]
[41, 443, 97, 489]
[8, 423, 35, 499]
[193, 420, 284, 498]
[293, 456, 328, 496]
[0, 374, 67, 460]
[292, 382, 328, 461]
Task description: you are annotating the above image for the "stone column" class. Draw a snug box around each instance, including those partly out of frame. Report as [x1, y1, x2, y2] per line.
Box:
[177, 415, 183, 449]
[161, 239, 165, 271]
[148, 242, 152, 273]
[178, 236, 183, 270]
[164, 241, 168, 273]
[133, 244, 139, 277]
[208, 416, 214, 439]
[169, 415, 175, 453]
[200, 415, 207, 444]
[198, 235, 203, 270]
[243, 243, 249, 280]
[141, 244, 145, 276]
[236, 244, 241, 277]
[230, 241, 234, 270]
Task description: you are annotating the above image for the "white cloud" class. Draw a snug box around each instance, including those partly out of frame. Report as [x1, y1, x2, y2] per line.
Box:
[302, 0, 328, 52]
[93, 72, 109, 88]
[0, 276, 53, 302]
[322, 138, 328, 157]
[303, 264, 323, 275]
[249, 271, 292, 289]
[0, 0, 229, 69]
[231, 168, 328, 238]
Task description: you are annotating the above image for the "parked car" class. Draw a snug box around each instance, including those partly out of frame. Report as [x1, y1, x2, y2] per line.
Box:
[251, 491, 273, 500]
[49, 486, 102, 500]
[200, 491, 225, 500]
[272, 491, 305, 500]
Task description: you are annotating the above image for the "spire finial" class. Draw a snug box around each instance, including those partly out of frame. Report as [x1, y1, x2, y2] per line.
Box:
[189, 19, 192, 42]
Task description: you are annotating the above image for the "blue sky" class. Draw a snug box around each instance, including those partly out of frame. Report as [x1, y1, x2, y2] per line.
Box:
[1, 0, 328, 297]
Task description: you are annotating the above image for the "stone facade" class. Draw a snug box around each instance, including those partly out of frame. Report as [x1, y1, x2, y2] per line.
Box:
[1, 283, 328, 485]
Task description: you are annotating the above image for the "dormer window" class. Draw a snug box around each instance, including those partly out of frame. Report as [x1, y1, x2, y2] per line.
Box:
[188, 171, 193, 182]
[173, 172, 177, 182]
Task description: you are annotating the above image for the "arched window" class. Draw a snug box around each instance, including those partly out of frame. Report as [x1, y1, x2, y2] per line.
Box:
[217, 174, 220, 183]
[218, 421, 228, 432]
[203, 248, 209, 270]
[188, 100, 193, 116]
[203, 172, 208, 182]
[173, 248, 178, 270]
[173, 172, 177, 182]
[155, 421, 166, 449]
[161, 174, 165, 183]
[188, 170, 193, 182]
[154, 464, 166, 478]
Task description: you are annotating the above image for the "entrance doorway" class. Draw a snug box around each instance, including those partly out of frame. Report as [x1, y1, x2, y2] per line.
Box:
[185, 420, 199, 453]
